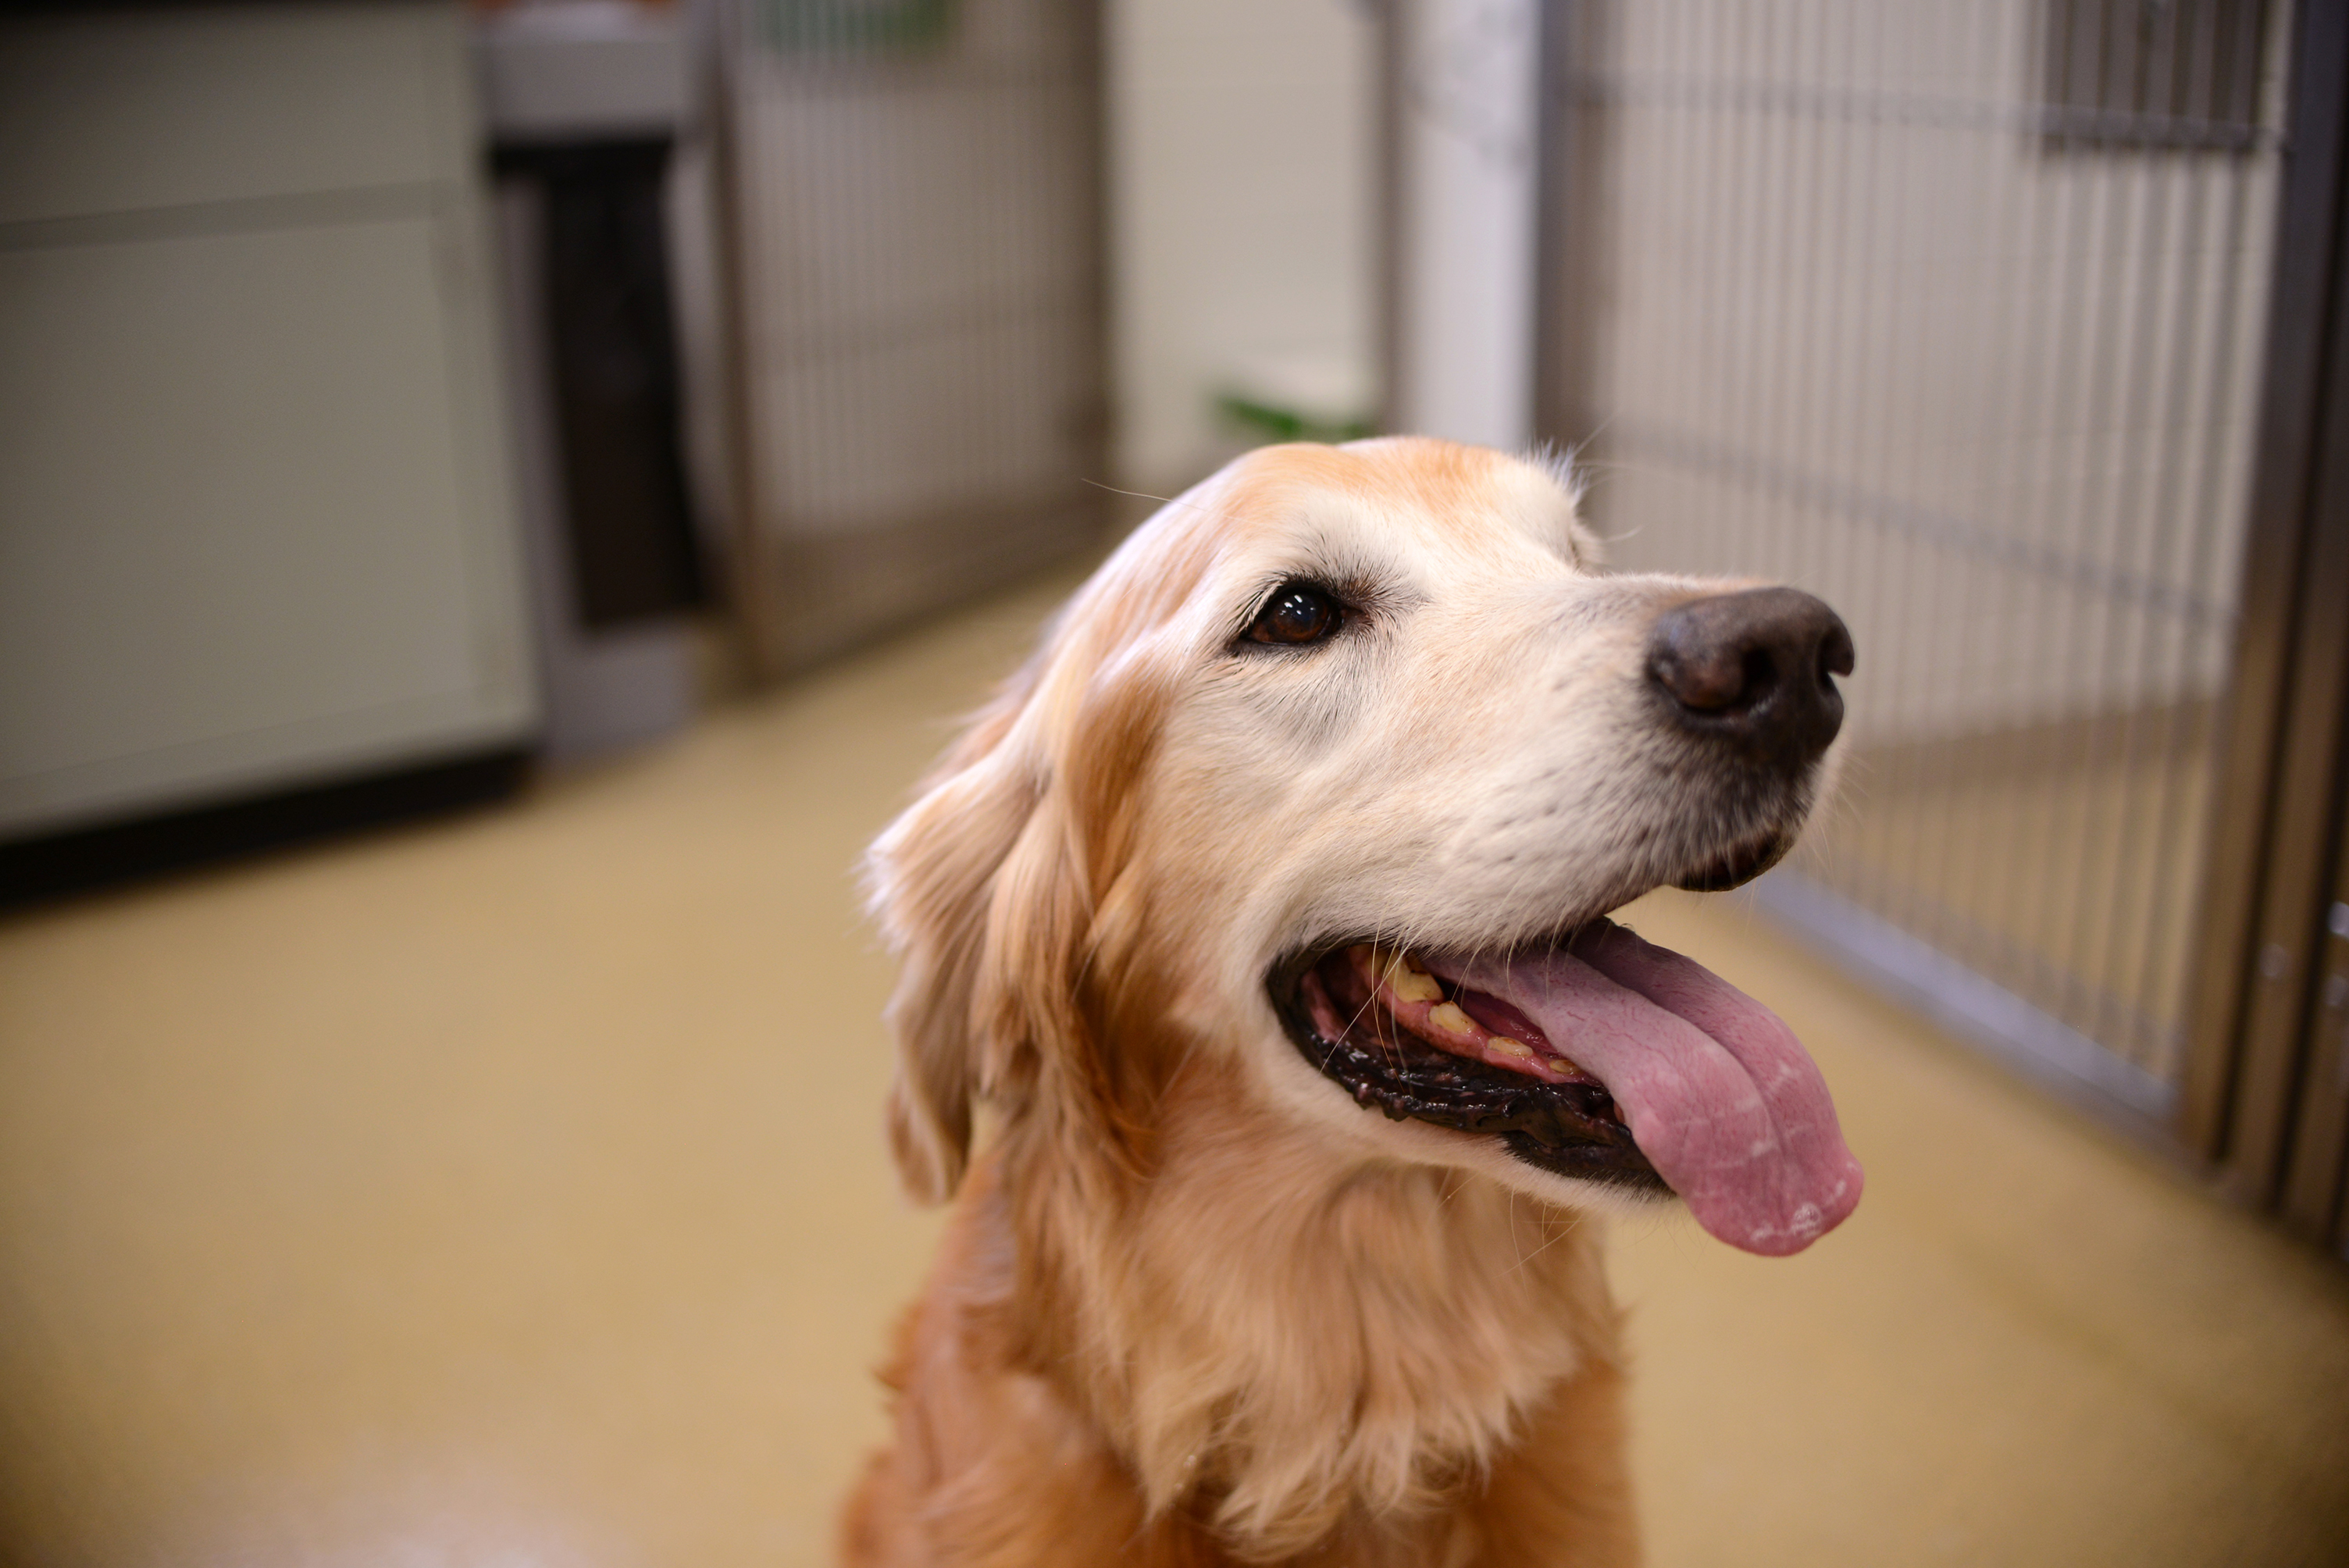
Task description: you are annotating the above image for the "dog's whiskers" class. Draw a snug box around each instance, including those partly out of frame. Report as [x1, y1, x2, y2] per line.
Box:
[1080, 477, 1210, 515]
[1504, 1212, 1579, 1276]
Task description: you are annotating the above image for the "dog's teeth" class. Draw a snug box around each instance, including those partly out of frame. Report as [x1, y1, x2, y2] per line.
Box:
[1365, 946, 1442, 1003]
[1388, 968, 1442, 1003]
[1488, 1037, 1533, 1059]
[1427, 1002, 1477, 1038]
[1545, 1055, 1581, 1076]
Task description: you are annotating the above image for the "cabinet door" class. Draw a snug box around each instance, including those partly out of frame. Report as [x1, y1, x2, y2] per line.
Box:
[0, 2, 535, 839]
[0, 1, 457, 225]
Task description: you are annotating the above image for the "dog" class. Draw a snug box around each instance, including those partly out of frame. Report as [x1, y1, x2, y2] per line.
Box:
[845, 437, 1863, 1566]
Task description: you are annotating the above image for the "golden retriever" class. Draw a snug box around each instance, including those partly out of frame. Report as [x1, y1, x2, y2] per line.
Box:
[845, 438, 1863, 1566]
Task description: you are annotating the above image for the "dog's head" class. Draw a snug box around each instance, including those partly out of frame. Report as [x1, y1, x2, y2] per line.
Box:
[867, 438, 1862, 1254]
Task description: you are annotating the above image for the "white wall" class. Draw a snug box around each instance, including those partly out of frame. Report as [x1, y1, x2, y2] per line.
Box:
[1107, 0, 1378, 494]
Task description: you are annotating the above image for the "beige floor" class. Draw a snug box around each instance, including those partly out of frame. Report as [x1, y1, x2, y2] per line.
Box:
[2, 571, 2346, 1568]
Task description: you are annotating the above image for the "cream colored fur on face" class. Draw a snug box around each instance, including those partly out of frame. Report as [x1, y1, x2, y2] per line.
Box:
[847, 439, 1826, 1566]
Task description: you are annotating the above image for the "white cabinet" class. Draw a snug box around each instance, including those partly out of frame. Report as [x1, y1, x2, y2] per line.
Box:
[0, 2, 536, 840]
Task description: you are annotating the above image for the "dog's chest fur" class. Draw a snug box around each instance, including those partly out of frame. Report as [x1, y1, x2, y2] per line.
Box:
[850, 1071, 1636, 1566]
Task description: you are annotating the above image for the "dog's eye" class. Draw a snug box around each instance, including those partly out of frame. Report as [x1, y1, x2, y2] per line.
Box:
[1246, 583, 1343, 646]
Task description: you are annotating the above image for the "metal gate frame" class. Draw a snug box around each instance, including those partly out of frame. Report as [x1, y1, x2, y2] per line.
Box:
[2185, 0, 2349, 1248]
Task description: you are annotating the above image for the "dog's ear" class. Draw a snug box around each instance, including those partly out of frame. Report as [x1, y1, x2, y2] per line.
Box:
[865, 621, 1172, 1205]
[866, 512, 1217, 1205]
[864, 671, 1046, 1204]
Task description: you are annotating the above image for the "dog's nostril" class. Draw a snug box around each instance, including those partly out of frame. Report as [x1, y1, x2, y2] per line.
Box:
[1647, 587, 1853, 768]
[1820, 622, 1856, 683]
[1652, 636, 1766, 714]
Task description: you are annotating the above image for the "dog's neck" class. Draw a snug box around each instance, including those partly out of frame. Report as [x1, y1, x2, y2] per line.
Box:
[994, 1068, 1621, 1560]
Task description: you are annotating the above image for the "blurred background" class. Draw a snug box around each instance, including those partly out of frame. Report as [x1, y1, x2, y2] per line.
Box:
[3, 0, 2349, 1563]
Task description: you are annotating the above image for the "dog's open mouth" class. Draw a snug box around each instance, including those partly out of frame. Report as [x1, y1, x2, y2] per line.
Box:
[1274, 937, 1665, 1192]
[1270, 915, 1866, 1256]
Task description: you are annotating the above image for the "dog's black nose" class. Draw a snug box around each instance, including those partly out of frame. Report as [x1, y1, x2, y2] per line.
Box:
[1647, 588, 1854, 770]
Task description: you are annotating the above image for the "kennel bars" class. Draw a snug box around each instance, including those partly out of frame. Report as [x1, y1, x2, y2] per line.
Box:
[1535, 0, 2349, 1248]
[709, 0, 1110, 675]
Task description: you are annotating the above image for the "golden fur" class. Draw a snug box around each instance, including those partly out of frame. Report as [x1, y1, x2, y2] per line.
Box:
[846, 439, 1802, 1565]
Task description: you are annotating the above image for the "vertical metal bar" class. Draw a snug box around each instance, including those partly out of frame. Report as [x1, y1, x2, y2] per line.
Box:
[1785, 0, 1844, 885]
[2122, 1, 2271, 1082]
[1868, 0, 1926, 929]
[1820, 0, 1888, 914]
[1874, 0, 1991, 958]
[2108, 0, 2266, 1076]
[2094, 146, 2215, 1068]
[1855, 0, 1903, 916]
[1609, 0, 1687, 540]
[1774, 0, 1834, 600]
[2069, 95, 2192, 1060]
[1715, 0, 1763, 571]
[1721, 0, 1773, 578]
[1795, 0, 1864, 677]
[1935, 0, 2029, 981]
[1753, 0, 1806, 593]
[1709, 0, 1755, 570]
[2183, 0, 2349, 1169]
[1904, 0, 2016, 974]
[1964, 20, 2073, 1007]
[2005, 5, 2123, 1034]
[1860, 0, 1929, 940]
[1988, 0, 2063, 1000]
[2040, 97, 2138, 1037]
[1664, 0, 1710, 554]
[1680, 0, 1736, 572]
[1734, 0, 1780, 585]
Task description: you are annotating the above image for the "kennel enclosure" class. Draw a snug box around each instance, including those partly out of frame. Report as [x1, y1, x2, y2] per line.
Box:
[1531, 0, 2349, 1250]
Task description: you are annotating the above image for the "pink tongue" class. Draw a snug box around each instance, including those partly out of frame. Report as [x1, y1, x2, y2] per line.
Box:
[1449, 924, 1862, 1256]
